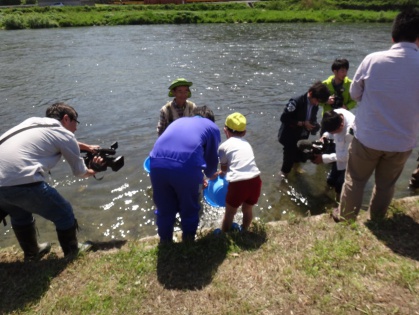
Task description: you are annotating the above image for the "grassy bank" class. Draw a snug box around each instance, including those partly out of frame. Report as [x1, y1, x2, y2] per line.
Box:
[0, 3, 402, 30]
[1, 196, 418, 314]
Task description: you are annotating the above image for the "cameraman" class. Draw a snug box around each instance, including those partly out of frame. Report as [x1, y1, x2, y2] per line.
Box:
[311, 109, 355, 198]
[0, 102, 103, 260]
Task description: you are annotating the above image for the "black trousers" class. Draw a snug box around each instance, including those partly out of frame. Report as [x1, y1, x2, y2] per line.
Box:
[327, 162, 346, 194]
[281, 144, 306, 174]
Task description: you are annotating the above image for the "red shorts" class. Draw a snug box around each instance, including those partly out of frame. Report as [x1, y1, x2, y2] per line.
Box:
[226, 176, 262, 208]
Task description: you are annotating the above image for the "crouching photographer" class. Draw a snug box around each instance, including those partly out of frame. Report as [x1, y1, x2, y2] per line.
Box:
[0, 102, 107, 260]
[309, 108, 355, 199]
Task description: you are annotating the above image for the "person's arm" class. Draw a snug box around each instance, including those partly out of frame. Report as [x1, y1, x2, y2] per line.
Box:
[82, 156, 104, 178]
[306, 105, 320, 133]
[220, 163, 228, 175]
[345, 96, 357, 110]
[334, 132, 354, 165]
[319, 78, 334, 113]
[203, 126, 222, 178]
[313, 138, 335, 164]
[344, 79, 357, 110]
[323, 131, 353, 165]
[218, 145, 229, 176]
[60, 135, 104, 177]
[78, 142, 100, 153]
[157, 108, 168, 136]
[321, 132, 330, 140]
[320, 152, 337, 164]
[350, 62, 366, 102]
[314, 133, 336, 164]
[59, 137, 91, 177]
[280, 99, 301, 127]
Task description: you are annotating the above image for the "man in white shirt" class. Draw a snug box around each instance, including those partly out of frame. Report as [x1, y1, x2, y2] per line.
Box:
[311, 109, 355, 199]
[0, 102, 102, 259]
[333, 9, 419, 222]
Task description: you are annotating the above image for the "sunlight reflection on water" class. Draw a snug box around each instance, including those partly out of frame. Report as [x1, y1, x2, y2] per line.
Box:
[1, 23, 417, 247]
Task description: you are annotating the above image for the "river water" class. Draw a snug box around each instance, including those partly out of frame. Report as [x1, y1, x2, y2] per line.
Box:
[1, 23, 418, 247]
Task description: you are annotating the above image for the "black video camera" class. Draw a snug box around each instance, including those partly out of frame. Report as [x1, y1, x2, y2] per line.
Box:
[82, 142, 124, 172]
[331, 87, 345, 109]
[297, 138, 335, 162]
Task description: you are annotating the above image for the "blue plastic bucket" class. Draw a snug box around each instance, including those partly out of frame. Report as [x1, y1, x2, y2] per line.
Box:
[203, 175, 229, 207]
[143, 156, 151, 173]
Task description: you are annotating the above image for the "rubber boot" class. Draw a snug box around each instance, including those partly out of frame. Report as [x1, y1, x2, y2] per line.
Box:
[410, 167, 419, 188]
[12, 220, 51, 261]
[56, 220, 92, 257]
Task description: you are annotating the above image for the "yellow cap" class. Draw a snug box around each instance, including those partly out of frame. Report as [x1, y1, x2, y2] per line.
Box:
[225, 112, 246, 132]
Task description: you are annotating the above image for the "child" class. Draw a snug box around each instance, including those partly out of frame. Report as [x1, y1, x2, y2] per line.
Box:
[320, 58, 357, 135]
[216, 112, 262, 233]
[321, 58, 357, 115]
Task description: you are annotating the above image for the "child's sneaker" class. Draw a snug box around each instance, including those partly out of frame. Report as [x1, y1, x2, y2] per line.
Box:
[230, 222, 242, 232]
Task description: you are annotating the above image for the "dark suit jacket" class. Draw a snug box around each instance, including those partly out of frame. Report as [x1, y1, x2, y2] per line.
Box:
[277, 93, 319, 147]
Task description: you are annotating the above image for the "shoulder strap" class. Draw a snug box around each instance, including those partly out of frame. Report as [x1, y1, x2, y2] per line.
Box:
[0, 123, 59, 226]
[0, 123, 59, 146]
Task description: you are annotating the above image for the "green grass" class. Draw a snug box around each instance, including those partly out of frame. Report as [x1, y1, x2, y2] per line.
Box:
[4, 200, 419, 314]
[0, 3, 404, 29]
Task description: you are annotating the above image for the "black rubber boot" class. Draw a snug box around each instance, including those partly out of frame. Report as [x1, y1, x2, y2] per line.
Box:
[56, 220, 91, 257]
[410, 167, 419, 188]
[12, 220, 51, 261]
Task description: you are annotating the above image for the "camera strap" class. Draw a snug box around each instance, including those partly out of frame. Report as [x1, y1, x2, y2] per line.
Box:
[93, 174, 105, 181]
[0, 123, 60, 146]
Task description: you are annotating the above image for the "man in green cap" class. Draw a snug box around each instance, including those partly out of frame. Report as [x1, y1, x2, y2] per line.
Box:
[157, 78, 196, 136]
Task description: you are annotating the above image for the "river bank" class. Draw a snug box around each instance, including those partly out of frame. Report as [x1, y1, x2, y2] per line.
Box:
[1, 195, 418, 314]
[0, 3, 401, 30]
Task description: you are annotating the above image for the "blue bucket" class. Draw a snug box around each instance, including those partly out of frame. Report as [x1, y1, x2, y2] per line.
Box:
[203, 175, 229, 207]
[143, 156, 151, 173]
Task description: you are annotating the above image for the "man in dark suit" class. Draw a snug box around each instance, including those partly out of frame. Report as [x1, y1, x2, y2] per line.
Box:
[278, 81, 330, 177]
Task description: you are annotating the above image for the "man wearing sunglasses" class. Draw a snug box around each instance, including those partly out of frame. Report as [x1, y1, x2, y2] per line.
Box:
[0, 102, 103, 260]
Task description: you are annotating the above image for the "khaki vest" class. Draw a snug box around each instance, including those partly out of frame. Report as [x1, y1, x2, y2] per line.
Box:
[163, 100, 196, 124]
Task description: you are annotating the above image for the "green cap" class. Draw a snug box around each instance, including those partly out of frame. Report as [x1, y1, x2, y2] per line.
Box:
[168, 78, 193, 97]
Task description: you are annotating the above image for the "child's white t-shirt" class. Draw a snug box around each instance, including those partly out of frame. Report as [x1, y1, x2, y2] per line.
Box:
[218, 137, 260, 183]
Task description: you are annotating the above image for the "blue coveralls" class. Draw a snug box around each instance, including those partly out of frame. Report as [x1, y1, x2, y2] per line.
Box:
[149, 116, 221, 241]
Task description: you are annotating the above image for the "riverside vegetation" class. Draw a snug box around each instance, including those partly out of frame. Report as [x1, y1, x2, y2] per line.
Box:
[0, 0, 417, 29]
[0, 196, 418, 314]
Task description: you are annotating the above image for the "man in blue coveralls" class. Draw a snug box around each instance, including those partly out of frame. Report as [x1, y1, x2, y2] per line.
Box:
[149, 106, 221, 243]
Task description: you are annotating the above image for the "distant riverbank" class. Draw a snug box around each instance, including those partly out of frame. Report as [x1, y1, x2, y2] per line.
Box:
[0, 3, 400, 30]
